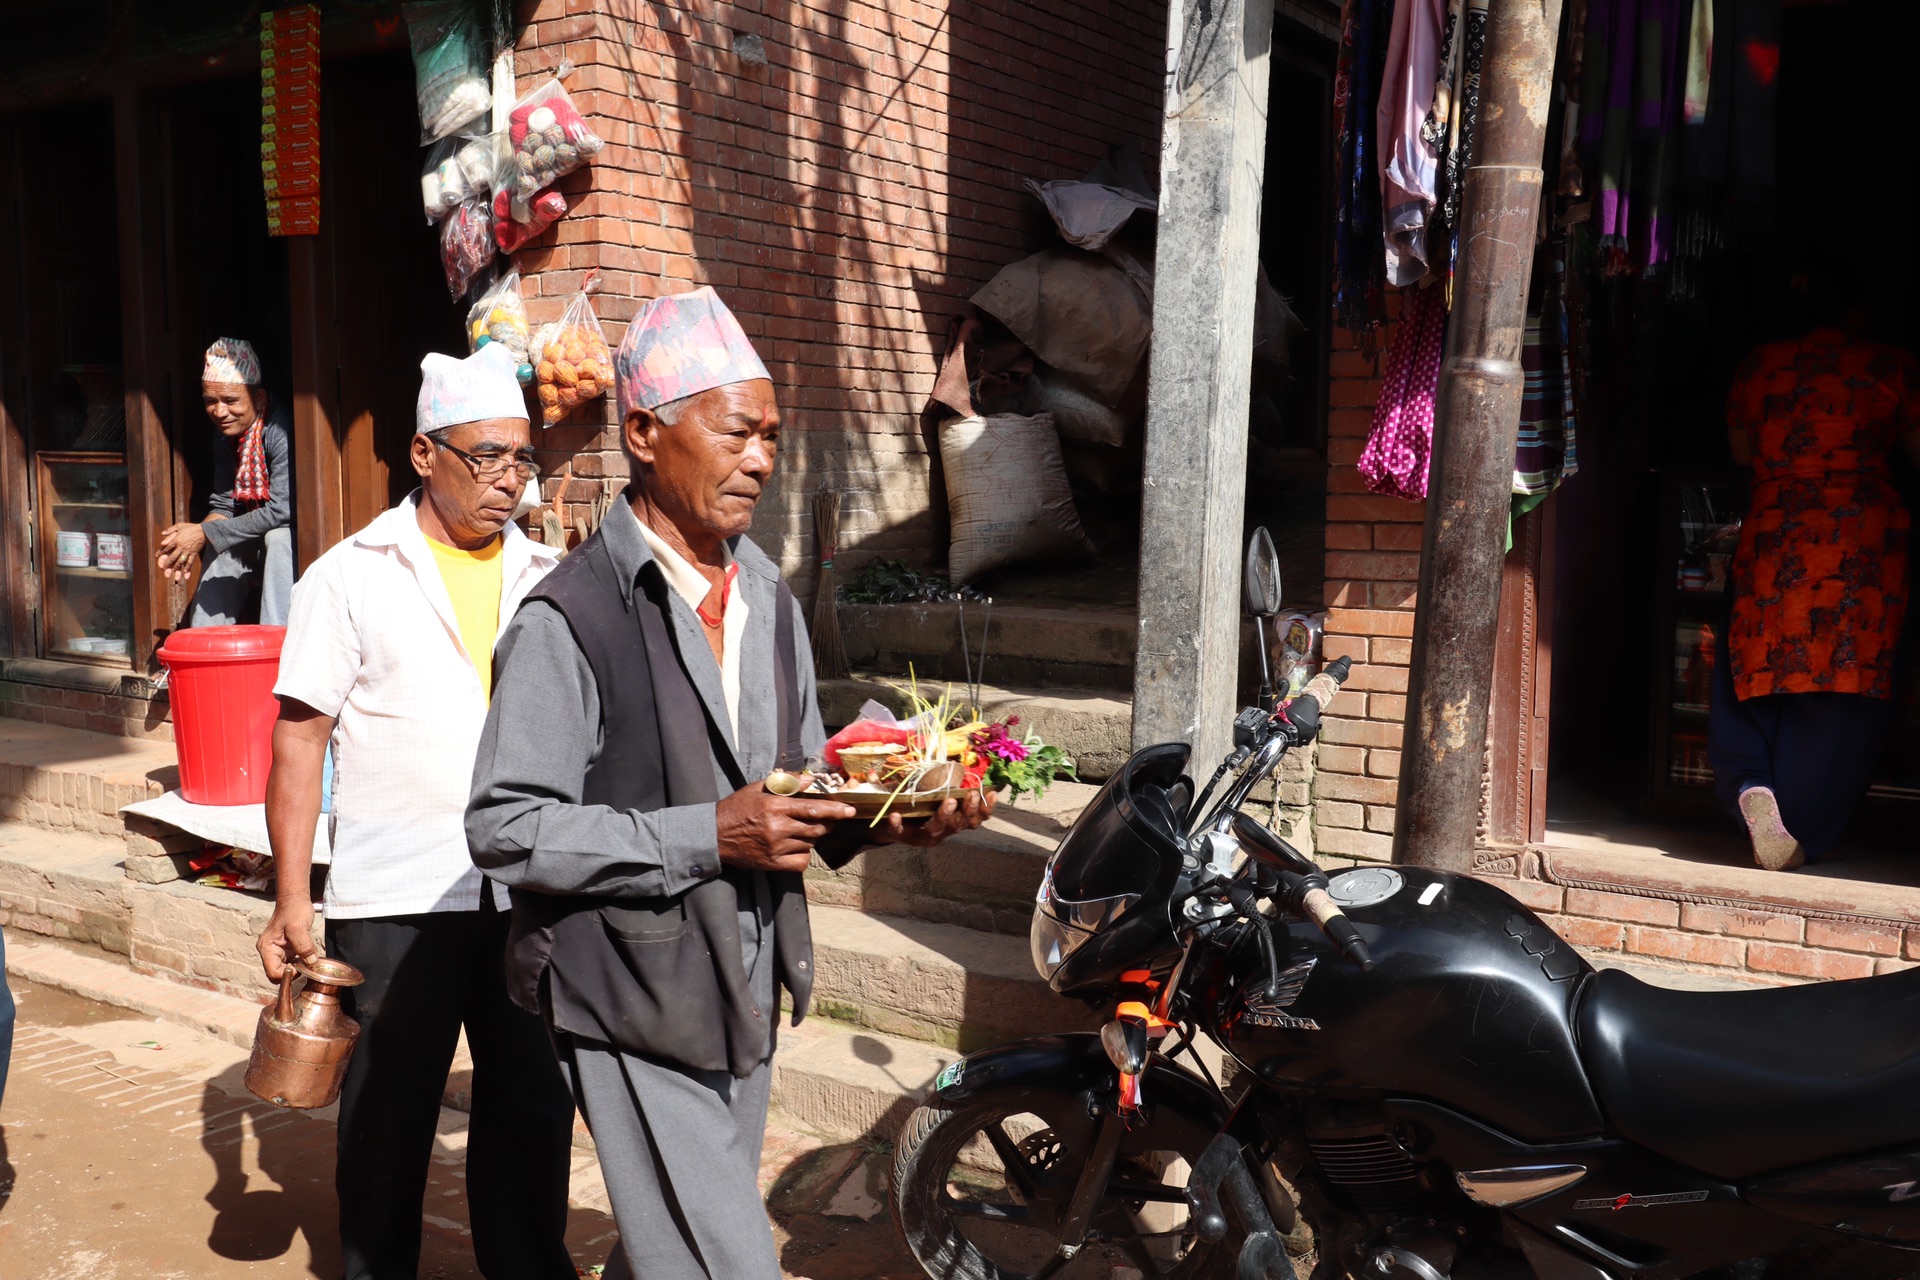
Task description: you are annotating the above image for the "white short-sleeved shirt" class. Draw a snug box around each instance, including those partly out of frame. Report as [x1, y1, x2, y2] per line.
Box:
[274, 495, 559, 918]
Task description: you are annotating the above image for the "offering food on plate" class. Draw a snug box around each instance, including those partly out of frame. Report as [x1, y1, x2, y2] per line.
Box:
[806, 683, 1079, 824]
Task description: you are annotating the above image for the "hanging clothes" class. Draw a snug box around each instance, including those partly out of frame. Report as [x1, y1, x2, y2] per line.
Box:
[1512, 247, 1580, 530]
[1377, 0, 1449, 287]
[1334, 0, 1394, 349]
[1358, 284, 1449, 502]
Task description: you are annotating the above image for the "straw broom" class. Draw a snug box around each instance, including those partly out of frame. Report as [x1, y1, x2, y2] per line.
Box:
[811, 488, 850, 679]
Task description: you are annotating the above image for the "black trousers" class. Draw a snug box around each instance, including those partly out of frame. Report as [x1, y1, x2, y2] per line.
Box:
[328, 901, 577, 1280]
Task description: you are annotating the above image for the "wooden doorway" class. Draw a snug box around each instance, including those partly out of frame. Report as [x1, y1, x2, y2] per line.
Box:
[290, 53, 463, 566]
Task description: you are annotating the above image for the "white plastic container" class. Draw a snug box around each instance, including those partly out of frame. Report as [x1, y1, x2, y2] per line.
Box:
[55, 531, 92, 568]
[95, 532, 130, 572]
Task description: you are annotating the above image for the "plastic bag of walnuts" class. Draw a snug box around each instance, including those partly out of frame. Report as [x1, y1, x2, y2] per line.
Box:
[500, 68, 605, 222]
[532, 285, 612, 425]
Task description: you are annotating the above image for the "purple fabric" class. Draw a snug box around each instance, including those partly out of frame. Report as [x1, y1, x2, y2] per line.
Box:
[1358, 285, 1449, 501]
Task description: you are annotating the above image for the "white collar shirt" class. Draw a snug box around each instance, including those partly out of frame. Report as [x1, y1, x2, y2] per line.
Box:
[631, 509, 748, 737]
[273, 493, 560, 918]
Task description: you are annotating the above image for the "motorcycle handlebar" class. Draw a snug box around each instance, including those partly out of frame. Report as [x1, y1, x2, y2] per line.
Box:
[1300, 885, 1375, 971]
[1294, 655, 1352, 716]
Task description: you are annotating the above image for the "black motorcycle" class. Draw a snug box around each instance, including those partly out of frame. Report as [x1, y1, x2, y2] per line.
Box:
[889, 529, 1920, 1280]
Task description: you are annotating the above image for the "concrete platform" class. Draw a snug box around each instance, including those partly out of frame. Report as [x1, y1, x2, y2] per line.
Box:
[836, 600, 1137, 692]
[0, 717, 174, 835]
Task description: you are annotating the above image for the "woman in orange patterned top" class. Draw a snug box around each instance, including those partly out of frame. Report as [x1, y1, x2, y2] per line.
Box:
[1708, 307, 1920, 870]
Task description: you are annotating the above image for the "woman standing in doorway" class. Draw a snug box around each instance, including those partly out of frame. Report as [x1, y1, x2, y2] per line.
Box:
[155, 338, 295, 626]
[1709, 286, 1920, 870]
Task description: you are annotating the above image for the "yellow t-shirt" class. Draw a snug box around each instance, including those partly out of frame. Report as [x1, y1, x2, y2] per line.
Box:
[427, 536, 505, 699]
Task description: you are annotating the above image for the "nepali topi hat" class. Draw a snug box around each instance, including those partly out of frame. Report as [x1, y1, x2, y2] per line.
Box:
[416, 343, 529, 435]
[203, 338, 263, 387]
[615, 286, 771, 418]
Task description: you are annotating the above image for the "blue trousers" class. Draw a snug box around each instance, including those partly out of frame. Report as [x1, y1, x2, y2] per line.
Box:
[1708, 634, 1895, 860]
[0, 927, 12, 1109]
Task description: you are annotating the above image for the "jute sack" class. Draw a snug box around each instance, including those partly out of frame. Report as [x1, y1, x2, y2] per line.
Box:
[940, 413, 1096, 584]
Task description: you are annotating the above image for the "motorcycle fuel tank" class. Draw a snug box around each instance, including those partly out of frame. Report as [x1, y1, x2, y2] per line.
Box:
[1212, 868, 1606, 1144]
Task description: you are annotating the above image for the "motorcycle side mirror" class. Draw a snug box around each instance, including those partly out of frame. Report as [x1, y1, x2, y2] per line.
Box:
[1243, 527, 1283, 619]
[1244, 528, 1283, 709]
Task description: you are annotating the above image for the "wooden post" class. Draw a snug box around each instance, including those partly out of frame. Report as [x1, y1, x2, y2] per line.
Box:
[113, 86, 182, 670]
[1394, 0, 1565, 870]
[1132, 0, 1275, 771]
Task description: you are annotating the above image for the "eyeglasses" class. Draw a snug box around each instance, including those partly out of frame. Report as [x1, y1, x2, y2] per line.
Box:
[434, 439, 541, 483]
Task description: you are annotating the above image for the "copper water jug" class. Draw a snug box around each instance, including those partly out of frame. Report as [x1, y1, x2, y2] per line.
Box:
[244, 956, 365, 1109]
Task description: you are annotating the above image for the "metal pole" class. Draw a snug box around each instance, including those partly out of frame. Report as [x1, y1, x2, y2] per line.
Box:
[1393, 0, 1565, 871]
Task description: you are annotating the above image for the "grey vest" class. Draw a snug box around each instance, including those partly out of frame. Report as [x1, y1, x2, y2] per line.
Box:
[501, 528, 813, 1078]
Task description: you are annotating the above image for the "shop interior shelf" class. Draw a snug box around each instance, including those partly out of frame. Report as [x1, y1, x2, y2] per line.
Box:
[53, 566, 133, 581]
[51, 501, 127, 510]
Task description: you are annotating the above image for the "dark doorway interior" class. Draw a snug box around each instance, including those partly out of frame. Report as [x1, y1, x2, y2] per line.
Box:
[1545, 0, 1920, 859]
[167, 77, 293, 524]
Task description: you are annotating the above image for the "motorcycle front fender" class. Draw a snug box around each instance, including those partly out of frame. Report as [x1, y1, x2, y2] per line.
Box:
[931, 1033, 1231, 1156]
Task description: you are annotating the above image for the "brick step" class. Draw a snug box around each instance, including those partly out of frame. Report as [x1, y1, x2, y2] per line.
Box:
[770, 1016, 955, 1146]
[836, 601, 1137, 692]
[819, 676, 1131, 783]
[806, 779, 1094, 936]
[805, 903, 1100, 1052]
[0, 818, 279, 1002]
[0, 719, 171, 835]
[1503, 849, 1920, 985]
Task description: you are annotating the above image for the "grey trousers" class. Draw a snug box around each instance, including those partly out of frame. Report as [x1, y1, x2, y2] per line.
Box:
[189, 525, 293, 627]
[558, 1035, 781, 1280]
[557, 872, 783, 1279]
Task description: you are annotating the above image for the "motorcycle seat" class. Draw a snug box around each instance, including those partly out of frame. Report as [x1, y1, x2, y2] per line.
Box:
[1575, 963, 1920, 1181]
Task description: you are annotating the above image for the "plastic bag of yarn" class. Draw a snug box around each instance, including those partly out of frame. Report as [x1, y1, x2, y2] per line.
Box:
[439, 199, 496, 300]
[421, 131, 506, 224]
[498, 66, 605, 219]
[493, 186, 566, 254]
[404, 0, 494, 143]
[531, 280, 612, 426]
[465, 269, 533, 383]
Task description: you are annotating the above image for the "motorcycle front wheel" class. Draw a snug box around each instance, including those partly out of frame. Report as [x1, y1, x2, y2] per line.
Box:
[890, 1086, 1234, 1280]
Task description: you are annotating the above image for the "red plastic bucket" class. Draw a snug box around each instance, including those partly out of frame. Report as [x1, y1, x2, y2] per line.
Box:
[157, 625, 287, 806]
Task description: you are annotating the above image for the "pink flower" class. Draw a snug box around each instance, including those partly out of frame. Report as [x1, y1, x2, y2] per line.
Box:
[984, 737, 1028, 762]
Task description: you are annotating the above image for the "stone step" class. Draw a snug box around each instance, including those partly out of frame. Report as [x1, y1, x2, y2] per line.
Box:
[0, 821, 133, 954]
[806, 780, 1096, 936]
[836, 601, 1137, 692]
[0, 719, 172, 835]
[770, 1016, 955, 1147]
[0, 816, 282, 1003]
[804, 903, 1100, 1052]
[818, 677, 1130, 782]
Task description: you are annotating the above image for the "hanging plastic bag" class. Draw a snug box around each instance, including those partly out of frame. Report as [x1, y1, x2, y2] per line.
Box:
[500, 68, 605, 217]
[466, 269, 533, 383]
[423, 131, 507, 223]
[493, 187, 566, 254]
[531, 280, 612, 425]
[404, 0, 493, 143]
[440, 199, 495, 300]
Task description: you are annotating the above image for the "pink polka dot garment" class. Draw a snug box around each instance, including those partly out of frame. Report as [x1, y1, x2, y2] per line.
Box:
[1357, 283, 1448, 501]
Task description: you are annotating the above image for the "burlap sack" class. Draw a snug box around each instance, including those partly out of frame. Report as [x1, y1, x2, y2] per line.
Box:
[940, 413, 1096, 584]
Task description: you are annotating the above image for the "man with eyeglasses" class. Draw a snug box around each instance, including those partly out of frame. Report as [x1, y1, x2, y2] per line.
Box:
[257, 342, 576, 1280]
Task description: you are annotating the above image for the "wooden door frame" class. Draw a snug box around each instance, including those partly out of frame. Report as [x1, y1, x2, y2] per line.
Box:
[113, 84, 185, 672]
[1486, 500, 1555, 846]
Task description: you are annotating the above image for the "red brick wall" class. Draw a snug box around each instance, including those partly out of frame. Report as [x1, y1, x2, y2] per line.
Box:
[510, 0, 1168, 598]
[1315, 295, 1421, 862]
[0, 678, 172, 740]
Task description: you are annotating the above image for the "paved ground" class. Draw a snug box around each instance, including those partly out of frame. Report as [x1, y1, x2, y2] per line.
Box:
[0, 980, 925, 1279]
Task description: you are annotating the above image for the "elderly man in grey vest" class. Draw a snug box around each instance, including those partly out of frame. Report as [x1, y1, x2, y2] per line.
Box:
[466, 286, 990, 1280]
